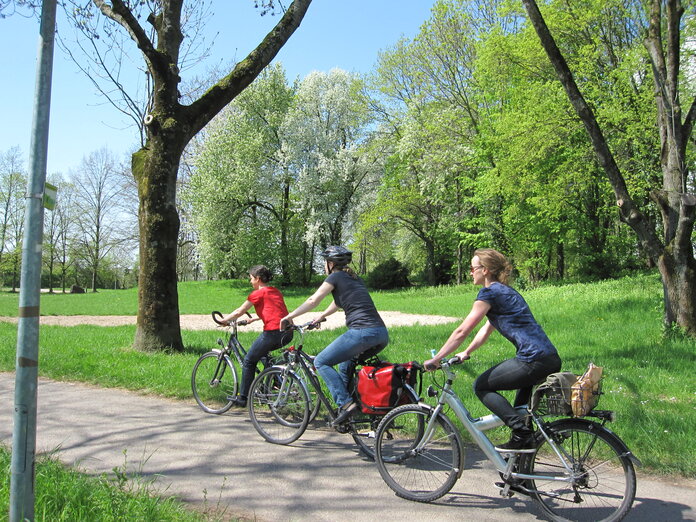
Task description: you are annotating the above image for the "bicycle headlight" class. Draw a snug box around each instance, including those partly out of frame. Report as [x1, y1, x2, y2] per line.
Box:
[427, 385, 437, 398]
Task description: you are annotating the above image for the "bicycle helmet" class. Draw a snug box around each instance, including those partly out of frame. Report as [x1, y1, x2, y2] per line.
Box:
[320, 245, 353, 266]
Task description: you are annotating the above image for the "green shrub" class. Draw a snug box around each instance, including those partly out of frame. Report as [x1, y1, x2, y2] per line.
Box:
[366, 258, 410, 289]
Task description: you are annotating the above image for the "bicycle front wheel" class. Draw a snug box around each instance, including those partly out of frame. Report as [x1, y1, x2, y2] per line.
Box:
[191, 352, 238, 414]
[375, 404, 462, 502]
[526, 419, 637, 522]
[248, 367, 310, 445]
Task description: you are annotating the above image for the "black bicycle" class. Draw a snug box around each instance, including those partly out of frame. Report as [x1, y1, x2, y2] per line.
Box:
[247, 320, 421, 459]
[191, 311, 277, 414]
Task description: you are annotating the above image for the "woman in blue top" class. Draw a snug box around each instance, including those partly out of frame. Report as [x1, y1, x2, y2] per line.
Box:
[281, 246, 388, 426]
[424, 248, 561, 450]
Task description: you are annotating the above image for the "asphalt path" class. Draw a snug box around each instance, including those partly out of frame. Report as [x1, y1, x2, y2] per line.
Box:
[1, 373, 695, 521]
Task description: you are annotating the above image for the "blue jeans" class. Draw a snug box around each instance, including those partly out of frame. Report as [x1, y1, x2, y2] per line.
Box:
[314, 326, 389, 408]
[473, 353, 562, 431]
[240, 329, 293, 399]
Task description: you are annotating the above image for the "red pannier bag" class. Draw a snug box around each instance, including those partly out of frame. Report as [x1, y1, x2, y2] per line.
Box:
[356, 362, 419, 414]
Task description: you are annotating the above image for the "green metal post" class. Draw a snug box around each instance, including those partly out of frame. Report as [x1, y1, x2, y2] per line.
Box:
[10, 1, 57, 520]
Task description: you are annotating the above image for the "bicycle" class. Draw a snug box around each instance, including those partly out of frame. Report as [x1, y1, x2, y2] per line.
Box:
[191, 311, 279, 414]
[247, 320, 421, 459]
[373, 356, 640, 522]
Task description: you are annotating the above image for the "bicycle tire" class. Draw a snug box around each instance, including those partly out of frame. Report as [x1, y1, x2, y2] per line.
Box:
[191, 352, 238, 414]
[351, 387, 420, 460]
[375, 403, 463, 502]
[524, 418, 637, 522]
[292, 362, 322, 423]
[349, 413, 380, 459]
[248, 367, 310, 445]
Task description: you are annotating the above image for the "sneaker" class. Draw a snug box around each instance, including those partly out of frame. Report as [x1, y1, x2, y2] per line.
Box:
[495, 429, 535, 452]
[230, 396, 247, 408]
[332, 401, 357, 426]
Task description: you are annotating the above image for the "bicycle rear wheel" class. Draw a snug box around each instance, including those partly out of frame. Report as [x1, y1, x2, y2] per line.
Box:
[248, 367, 310, 445]
[375, 404, 462, 502]
[191, 352, 238, 414]
[351, 387, 420, 460]
[349, 413, 380, 459]
[525, 419, 637, 522]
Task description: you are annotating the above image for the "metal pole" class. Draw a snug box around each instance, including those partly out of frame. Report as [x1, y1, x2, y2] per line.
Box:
[10, 1, 57, 520]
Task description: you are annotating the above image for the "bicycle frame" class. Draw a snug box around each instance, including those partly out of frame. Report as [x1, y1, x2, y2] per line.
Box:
[279, 338, 340, 419]
[420, 360, 575, 486]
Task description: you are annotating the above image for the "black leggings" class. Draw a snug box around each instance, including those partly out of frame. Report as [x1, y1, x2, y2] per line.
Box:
[473, 353, 562, 431]
[239, 329, 293, 399]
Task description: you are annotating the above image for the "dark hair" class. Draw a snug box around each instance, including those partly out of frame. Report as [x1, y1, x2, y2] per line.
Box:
[249, 265, 273, 283]
[474, 248, 513, 285]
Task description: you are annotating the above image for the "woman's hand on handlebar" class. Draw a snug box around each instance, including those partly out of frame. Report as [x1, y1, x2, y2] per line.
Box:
[424, 353, 469, 371]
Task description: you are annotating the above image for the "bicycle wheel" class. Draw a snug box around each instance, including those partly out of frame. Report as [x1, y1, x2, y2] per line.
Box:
[191, 352, 238, 414]
[525, 419, 636, 522]
[351, 388, 420, 460]
[248, 367, 310, 445]
[349, 412, 380, 459]
[293, 362, 322, 423]
[375, 404, 462, 502]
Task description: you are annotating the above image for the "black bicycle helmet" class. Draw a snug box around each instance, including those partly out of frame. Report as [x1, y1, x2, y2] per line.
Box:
[320, 245, 353, 266]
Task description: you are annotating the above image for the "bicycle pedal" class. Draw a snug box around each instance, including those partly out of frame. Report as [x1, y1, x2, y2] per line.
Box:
[494, 481, 529, 497]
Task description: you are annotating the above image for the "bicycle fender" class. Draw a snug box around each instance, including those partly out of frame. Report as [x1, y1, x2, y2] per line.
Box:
[546, 417, 642, 467]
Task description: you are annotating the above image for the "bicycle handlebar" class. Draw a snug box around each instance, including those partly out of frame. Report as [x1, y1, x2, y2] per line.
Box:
[211, 310, 252, 326]
[424, 355, 465, 372]
[281, 318, 326, 332]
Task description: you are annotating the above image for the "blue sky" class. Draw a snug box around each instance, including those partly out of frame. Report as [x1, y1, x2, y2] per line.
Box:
[0, 1, 436, 175]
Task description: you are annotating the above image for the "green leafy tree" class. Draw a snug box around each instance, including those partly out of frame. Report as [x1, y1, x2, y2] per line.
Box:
[43, 0, 313, 350]
[522, 0, 696, 334]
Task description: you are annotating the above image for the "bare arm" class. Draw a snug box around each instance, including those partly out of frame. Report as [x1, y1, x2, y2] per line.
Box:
[221, 300, 254, 324]
[425, 300, 491, 367]
[282, 281, 335, 324]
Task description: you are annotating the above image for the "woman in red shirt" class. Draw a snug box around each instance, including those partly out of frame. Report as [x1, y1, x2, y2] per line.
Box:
[220, 265, 293, 407]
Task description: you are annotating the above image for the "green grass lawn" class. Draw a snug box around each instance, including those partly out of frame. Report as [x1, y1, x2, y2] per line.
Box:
[1, 272, 695, 481]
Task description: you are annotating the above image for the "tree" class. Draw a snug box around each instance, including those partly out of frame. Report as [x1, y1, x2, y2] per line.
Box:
[284, 69, 382, 247]
[0, 148, 24, 268]
[186, 64, 305, 282]
[52, 180, 78, 293]
[57, 0, 312, 350]
[522, 0, 696, 334]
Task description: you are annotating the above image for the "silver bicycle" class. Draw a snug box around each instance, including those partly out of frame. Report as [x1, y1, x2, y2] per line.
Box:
[374, 356, 640, 522]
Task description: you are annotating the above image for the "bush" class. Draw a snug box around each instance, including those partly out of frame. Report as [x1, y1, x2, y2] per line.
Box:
[366, 258, 410, 290]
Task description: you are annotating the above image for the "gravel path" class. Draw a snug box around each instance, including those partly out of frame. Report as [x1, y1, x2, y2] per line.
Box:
[0, 311, 461, 330]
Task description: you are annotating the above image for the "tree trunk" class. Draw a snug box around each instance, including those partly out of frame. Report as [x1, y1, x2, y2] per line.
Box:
[522, 0, 696, 335]
[88, 0, 312, 350]
[132, 143, 184, 352]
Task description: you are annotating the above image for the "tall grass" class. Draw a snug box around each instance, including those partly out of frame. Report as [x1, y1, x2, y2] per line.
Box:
[0, 445, 216, 521]
[1, 272, 695, 479]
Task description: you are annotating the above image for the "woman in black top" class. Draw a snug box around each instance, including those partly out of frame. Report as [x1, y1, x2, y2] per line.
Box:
[281, 246, 388, 425]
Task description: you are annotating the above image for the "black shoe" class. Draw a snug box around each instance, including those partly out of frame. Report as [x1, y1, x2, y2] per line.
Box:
[230, 396, 247, 408]
[495, 429, 535, 452]
[332, 401, 357, 426]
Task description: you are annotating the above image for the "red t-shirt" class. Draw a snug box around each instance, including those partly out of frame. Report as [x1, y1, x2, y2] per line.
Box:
[247, 286, 288, 331]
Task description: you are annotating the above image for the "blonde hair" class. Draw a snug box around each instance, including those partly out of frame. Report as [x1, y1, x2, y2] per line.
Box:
[474, 248, 512, 285]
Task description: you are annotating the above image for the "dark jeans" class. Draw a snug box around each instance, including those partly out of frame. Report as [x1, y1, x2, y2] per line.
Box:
[473, 353, 562, 432]
[239, 329, 293, 399]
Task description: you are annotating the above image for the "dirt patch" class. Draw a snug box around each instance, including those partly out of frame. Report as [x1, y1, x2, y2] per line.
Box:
[0, 311, 459, 331]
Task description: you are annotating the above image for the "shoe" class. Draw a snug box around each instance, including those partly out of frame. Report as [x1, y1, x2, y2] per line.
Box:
[495, 429, 535, 452]
[230, 396, 247, 408]
[332, 401, 357, 426]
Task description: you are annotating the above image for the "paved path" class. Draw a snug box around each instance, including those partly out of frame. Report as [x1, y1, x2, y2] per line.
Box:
[1, 373, 695, 521]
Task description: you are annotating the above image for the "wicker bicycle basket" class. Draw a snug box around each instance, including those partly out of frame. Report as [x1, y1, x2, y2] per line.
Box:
[534, 380, 603, 417]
